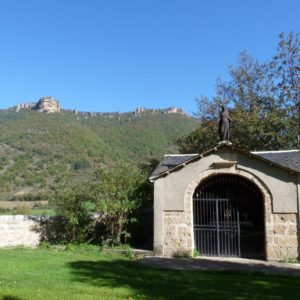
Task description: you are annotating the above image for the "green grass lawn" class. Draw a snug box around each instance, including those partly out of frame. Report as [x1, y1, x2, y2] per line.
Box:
[0, 247, 299, 300]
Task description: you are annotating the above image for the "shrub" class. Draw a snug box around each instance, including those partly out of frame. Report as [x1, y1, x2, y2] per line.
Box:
[13, 204, 32, 215]
[50, 163, 147, 246]
[0, 207, 12, 214]
[73, 159, 90, 170]
[92, 164, 145, 246]
[51, 183, 96, 243]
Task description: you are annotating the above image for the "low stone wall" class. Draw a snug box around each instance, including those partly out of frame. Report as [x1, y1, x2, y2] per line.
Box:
[0, 215, 40, 248]
[0, 201, 48, 209]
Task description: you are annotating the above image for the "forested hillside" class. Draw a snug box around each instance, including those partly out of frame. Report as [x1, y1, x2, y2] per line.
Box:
[0, 108, 198, 201]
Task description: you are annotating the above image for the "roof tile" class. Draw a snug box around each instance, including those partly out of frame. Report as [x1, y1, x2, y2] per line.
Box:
[151, 148, 300, 180]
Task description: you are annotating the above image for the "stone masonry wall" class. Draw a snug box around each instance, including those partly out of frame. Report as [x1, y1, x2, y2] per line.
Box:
[163, 192, 193, 257]
[266, 212, 298, 260]
[162, 172, 299, 260]
[264, 194, 298, 260]
[0, 215, 40, 248]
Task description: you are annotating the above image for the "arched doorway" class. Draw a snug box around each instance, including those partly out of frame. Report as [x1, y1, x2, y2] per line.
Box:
[193, 174, 265, 258]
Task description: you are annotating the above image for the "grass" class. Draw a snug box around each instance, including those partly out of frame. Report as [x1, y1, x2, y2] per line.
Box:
[0, 247, 299, 300]
[28, 208, 56, 216]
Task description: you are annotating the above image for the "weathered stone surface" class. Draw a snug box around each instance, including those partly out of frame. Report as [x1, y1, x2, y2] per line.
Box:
[166, 107, 186, 115]
[265, 211, 298, 260]
[161, 169, 299, 261]
[35, 96, 60, 113]
[0, 215, 40, 248]
[272, 214, 297, 223]
[163, 190, 193, 257]
[15, 103, 36, 112]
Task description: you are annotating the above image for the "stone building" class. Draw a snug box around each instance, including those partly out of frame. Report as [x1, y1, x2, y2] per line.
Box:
[150, 142, 300, 261]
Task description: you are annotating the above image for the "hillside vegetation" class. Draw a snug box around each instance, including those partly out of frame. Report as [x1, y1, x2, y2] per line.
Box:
[0, 109, 198, 201]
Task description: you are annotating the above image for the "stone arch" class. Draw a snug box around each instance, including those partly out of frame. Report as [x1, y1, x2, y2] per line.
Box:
[183, 168, 273, 259]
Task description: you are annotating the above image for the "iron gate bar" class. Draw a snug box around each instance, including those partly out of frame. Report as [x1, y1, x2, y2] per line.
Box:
[193, 174, 264, 258]
[216, 198, 220, 255]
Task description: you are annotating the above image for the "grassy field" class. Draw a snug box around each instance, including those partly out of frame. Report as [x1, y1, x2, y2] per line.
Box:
[0, 247, 299, 300]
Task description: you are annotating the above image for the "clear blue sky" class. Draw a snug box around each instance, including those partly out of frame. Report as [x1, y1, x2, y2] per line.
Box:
[0, 0, 299, 114]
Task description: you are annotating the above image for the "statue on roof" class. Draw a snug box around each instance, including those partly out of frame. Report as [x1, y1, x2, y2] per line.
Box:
[219, 106, 232, 141]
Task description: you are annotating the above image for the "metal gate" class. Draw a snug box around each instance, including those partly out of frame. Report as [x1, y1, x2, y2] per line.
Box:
[193, 197, 240, 256]
[193, 175, 264, 257]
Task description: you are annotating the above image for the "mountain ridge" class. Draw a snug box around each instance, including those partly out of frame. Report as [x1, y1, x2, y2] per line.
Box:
[0, 107, 199, 201]
[6, 96, 188, 117]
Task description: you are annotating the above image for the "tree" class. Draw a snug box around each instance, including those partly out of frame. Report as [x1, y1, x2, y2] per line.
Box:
[91, 163, 146, 246]
[51, 181, 96, 243]
[272, 32, 300, 143]
[50, 163, 147, 246]
[178, 119, 217, 153]
[178, 34, 300, 153]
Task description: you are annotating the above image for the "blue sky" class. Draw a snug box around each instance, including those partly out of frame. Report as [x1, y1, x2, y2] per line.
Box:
[0, 0, 299, 114]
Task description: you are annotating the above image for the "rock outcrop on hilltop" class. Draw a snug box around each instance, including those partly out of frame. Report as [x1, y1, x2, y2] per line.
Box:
[166, 107, 185, 115]
[15, 103, 36, 112]
[11, 98, 187, 117]
[35, 97, 60, 113]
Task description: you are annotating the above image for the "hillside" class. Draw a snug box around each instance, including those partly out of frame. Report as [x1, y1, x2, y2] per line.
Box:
[0, 107, 199, 201]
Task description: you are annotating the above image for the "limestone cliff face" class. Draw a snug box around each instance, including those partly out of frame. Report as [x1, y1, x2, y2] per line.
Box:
[35, 97, 60, 113]
[15, 103, 36, 112]
[166, 107, 186, 115]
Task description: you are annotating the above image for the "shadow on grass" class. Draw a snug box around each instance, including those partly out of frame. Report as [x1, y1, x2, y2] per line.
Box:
[68, 258, 300, 299]
[1, 296, 24, 300]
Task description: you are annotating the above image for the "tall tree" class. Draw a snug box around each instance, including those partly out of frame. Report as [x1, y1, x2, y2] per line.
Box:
[178, 34, 300, 153]
[272, 32, 300, 144]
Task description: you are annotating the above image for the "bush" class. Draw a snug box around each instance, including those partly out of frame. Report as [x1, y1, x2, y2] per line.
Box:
[73, 159, 90, 170]
[92, 164, 145, 246]
[50, 163, 147, 246]
[51, 183, 96, 243]
[13, 204, 32, 215]
[0, 207, 12, 214]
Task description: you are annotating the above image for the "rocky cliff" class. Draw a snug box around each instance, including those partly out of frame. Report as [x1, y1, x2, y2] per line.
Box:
[11, 98, 186, 117]
[35, 97, 60, 113]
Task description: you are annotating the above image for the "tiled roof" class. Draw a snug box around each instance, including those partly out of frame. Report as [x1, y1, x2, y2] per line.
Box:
[150, 154, 198, 179]
[150, 146, 300, 180]
[253, 150, 300, 173]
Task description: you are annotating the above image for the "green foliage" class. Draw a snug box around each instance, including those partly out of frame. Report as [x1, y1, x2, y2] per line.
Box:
[0, 109, 197, 201]
[13, 204, 32, 215]
[178, 32, 300, 153]
[172, 251, 192, 258]
[92, 164, 146, 246]
[0, 156, 9, 170]
[280, 257, 300, 264]
[73, 159, 90, 170]
[273, 32, 300, 134]
[50, 164, 147, 245]
[51, 182, 96, 243]
[178, 119, 217, 153]
[0, 207, 12, 214]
